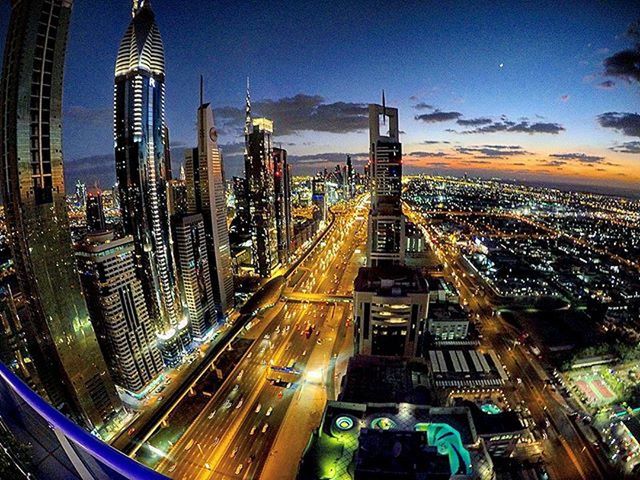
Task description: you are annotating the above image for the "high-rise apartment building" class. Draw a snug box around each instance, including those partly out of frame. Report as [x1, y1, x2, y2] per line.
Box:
[0, 0, 120, 430]
[367, 102, 405, 266]
[273, 147, 293, 264]
[76, 232, 164, 393]
[244, 87, 278, 277]
[183, 82, 234, 313]
[86, 189, 106, 232]
[114, 0, 185, 361]
[353, 265, 429, 357]
[174, 214, 215, 339]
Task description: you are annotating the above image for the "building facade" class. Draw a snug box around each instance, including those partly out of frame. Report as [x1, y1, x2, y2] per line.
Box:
[244, 88, 278, 277]
[174, 214, 215, 340]
[183, 94, 234, 313]
[353, 265, 429, 357]
[312, 176, 327, 223]
[273, 147, 293, 264]
[0, 0, 120, 430]
[113, 1, 184, 361]
[367, 103, 405, 267]
[86, 189, 106, 232]
[76, 232, 164, 394]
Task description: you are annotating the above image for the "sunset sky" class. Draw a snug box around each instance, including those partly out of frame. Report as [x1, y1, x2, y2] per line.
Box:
[1, 0, 638, 193]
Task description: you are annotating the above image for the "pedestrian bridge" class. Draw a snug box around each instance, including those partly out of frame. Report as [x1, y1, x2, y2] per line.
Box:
[282, 291, 352, 304]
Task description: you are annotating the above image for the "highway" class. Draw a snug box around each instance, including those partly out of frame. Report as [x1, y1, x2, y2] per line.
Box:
[150, 197, 367, 479]
[405, 204, 613, 480]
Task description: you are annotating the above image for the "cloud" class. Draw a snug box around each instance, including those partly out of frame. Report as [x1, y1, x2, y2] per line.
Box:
[459, 119, 565, 135]
[541, 160, 567, 167]
[407, 151, 450, 158]
[65, 106, 112, 126]
[65, 154, 115, 188]
[603, 49, 640, 83]
[597, 80, 616, 89]
[215, 94, 368, 136]
[422, 140, 451, 144]
[456, 144, 529, 158]
[413, 102, 434, 110]
[597, 112, 640, 137]
[602, 20, 640, 83]
[287, 152, 368, 165]
[560, 94, 570, 102]
[456, 117, 493, 126]
[610, 141, 640, 153]
[415, 110, 462, 123]
[548, 153, 606, 164]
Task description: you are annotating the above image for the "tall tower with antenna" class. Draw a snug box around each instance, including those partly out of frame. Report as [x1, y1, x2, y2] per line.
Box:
[366, 92, 405, 266]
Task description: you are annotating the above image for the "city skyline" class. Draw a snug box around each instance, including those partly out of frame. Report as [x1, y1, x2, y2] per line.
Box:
[0, 1, 637, 193]
[1, 2, 639, 479]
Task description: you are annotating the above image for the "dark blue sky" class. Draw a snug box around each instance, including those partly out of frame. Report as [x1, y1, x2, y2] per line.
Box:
[1, 0, 638, 191]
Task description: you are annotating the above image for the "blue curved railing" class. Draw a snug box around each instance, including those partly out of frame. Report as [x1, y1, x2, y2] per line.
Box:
[0, 362, 167, 480]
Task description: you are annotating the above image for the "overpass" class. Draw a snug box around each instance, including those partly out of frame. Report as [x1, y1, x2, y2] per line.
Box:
[282, 291, 352, 303]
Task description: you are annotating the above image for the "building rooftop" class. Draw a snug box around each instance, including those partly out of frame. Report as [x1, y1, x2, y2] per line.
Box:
[298, 401, 492, 480]
[355, 429, 451, 479]
[339, 355, 431, 405]
[354, 265, 428, 296]
[428, 348, 508, 388]
[428, 303, 469, 323]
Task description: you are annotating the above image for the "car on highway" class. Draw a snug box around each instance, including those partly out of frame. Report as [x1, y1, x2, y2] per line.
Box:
[250, 425, 257, 435]
[266, 406, 273, 416]
[255, 403, 262, 413]
[185, 439, 194, 451]
[262, 423, 269, 433]
[223, 399, 232, 409]
[168, 464, 176, 473]
[237, 370, 244, 381]
[232, 384, 239, 394]
[231, 447, 239, 458]
[207, 409, 216, 420]
[212, 437, 220, 446]
[236, 397, 244, 409]
[235, 464, 244, 475]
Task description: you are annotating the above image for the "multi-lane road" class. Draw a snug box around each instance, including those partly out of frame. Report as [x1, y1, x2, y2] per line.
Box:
[148, 197, 367, 479]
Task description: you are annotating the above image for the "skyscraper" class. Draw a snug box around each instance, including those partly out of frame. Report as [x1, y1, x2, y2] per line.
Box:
[273, 147, 293, 264]
[86, 189, 106, 232]
[312, 176, 327, 223]
[353, 265, 429, 357]
[174, 214, 215, 339]
[244, 86, 278, 277]
[114, 0, 185, 361]
[183, 79, 234, 313]
[367, 101, 405, 266]
[76, 232, 164, 394]
[0, 0, 119, 430]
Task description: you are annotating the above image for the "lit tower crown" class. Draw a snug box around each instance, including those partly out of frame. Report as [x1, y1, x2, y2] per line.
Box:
[115, 0, 165, 78]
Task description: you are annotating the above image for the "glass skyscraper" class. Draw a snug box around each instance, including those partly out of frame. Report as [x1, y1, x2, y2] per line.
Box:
[366, 102, 405, 267]
[244, 87, 278, 277]
[113, 0, 186, 363]
[0, 0, 120, 431]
